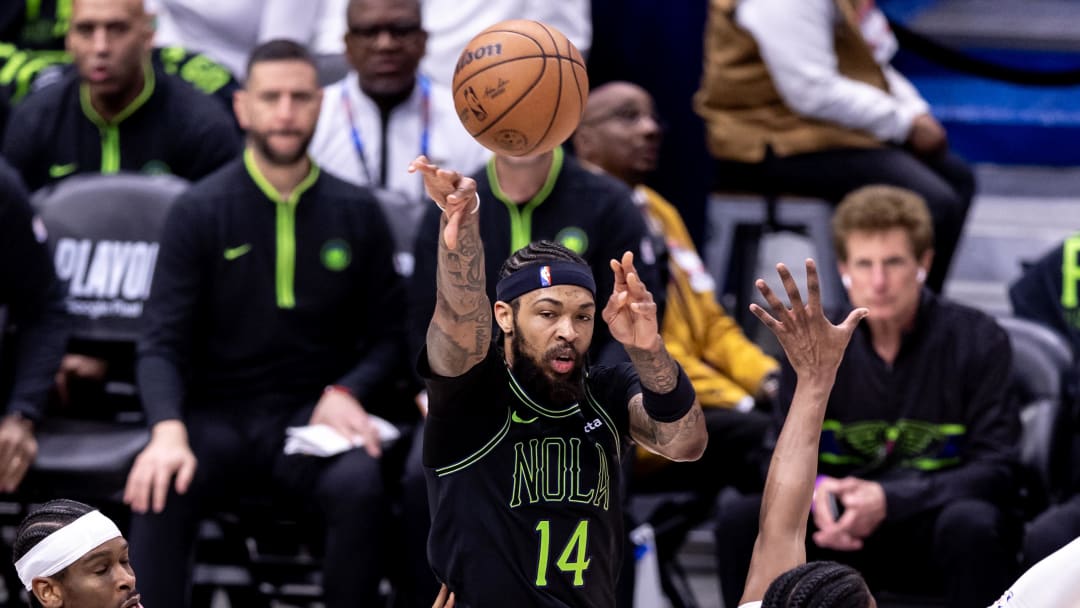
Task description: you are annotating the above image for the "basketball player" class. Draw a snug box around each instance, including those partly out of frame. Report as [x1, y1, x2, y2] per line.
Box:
[407, 154, 707, 606]
[12, 499, 140, 608]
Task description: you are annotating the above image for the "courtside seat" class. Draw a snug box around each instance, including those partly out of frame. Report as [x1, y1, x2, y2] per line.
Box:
[705, 192, 845, 335]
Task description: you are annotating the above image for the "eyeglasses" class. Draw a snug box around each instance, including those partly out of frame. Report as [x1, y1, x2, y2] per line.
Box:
[348, 22, 423, 40]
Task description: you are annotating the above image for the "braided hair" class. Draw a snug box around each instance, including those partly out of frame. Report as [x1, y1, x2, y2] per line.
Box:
[13, 499, 99, 607]
[762, 561, 873, 608]
[498, 240, 588, 281]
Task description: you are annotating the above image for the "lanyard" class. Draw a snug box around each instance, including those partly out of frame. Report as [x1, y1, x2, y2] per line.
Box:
[339, 74, 431, 187]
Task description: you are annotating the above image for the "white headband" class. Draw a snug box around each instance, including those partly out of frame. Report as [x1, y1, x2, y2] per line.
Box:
[14, 511, 123, 590]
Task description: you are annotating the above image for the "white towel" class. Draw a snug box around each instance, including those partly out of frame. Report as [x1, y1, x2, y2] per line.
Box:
[283, 419, 401, 457]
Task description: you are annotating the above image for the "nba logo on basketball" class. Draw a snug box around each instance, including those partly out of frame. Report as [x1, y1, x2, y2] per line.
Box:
[539, 266, 552, 287]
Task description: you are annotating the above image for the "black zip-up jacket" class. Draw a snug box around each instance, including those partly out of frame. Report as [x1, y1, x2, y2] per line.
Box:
[0, 158, 67, 420]
[780, 290, 1020, 521]
[137, 154, 405, 425]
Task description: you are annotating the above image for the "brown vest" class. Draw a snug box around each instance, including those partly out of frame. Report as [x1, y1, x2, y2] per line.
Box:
[694, 0, 888, 162]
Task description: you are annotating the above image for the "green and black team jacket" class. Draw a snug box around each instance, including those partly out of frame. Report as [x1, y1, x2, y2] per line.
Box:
[137, 152, 405, 425]
[779, 290, 1021, 521]
[1, 64, 240, 191]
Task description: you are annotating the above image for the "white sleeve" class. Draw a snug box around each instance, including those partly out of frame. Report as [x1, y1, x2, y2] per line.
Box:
[258, 0, 321, 44]
[311, 0, 349, 55]
[736, 0, 920, 144]
[884, 65, 930, 118]
[989, 536, 1080, 608]
[524, 0, 592, 57]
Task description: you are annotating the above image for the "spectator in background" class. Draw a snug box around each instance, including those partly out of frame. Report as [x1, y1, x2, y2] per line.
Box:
[309, 0, 488, 202]
[695, 0, 974, 292]
[1, 0, 240, 192]
[0, 0, 240, 139]
[1010, 233, 1080, 359]
[714, 186, 1020, 608]
[573, 80, 777, 548]
[1008, 234, 1080, 569]
[0, 158, 67, 495]
[148, 0, 327, 79]
[123, 40, 403, 608]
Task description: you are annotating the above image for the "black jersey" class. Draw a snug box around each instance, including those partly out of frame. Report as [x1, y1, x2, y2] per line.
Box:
[421, 348, 637, 607]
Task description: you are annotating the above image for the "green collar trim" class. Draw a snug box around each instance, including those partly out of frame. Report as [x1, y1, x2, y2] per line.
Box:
[243, 148, 321, 205]
[487, 145, 564, 209]
[80, 61, 156, 127]
[487, 146, 564, 252]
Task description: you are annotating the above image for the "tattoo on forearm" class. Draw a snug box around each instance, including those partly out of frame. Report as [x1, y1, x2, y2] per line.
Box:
[429, 213, 490, 374]
[627, 340, 678, 393]
[629, 394, 703, 452]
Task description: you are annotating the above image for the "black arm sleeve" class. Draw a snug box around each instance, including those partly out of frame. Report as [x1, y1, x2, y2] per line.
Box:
[136, 196, 204, 425]
[0, 162, 67, 420]
[333, 199, 406, 402]
[177, 97, 241, 182]
[882, 326, 1020, 520]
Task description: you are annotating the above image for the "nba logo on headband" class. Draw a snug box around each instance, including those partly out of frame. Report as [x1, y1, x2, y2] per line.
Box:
[539, 266, 552, 287]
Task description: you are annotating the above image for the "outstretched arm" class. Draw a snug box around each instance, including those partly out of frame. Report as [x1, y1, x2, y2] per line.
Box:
[604, 252, 707, 462]
[408, 156, 490, 378]
[740, 260, 867, 605]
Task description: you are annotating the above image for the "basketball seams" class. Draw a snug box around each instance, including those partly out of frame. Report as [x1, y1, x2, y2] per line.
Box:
[520, 22, 566, 155]
[452, 20, 589, 156]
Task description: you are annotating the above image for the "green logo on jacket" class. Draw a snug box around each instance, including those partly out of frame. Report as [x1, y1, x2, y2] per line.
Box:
[321, 239, 351, 272]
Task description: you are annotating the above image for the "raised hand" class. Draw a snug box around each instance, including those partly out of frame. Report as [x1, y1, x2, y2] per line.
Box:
[408, 155, 479, 250]
[749, 259, 867, 381]
[602, 251, 660, 351]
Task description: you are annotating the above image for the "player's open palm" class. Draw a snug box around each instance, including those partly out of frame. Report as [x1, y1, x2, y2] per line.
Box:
[408, 155, 478, 250]
[602, 251, 660, 351]
[750, 259, 867, 378]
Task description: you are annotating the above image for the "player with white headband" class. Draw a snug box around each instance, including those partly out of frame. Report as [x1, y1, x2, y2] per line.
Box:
[12, 499, 140, 608]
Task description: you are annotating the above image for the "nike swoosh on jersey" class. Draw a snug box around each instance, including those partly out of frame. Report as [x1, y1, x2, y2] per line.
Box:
[223, 244, 252, 260]
[48, 163, 78, 178]
[511, 411, 538, 424]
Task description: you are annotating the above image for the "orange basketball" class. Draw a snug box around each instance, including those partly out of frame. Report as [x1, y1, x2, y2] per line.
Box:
[452, 20, 589, 157]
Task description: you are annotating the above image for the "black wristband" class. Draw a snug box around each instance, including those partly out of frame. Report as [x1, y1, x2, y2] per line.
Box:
[641, 365, 695, 423]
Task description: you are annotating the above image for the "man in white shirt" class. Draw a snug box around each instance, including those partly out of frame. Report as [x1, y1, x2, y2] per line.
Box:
[309, 0, 489, 205]
[695, 0, 973, 293]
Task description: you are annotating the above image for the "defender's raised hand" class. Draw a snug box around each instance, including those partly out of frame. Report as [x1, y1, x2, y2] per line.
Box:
[750, 259, 867, 379]
[408, 155, 479, 250]
[602, 251, 660, 351]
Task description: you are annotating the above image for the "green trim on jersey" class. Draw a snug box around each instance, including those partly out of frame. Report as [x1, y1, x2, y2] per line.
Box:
[79, 61, 156, 174]
[243, 148, 321, 309]
[487, 145, 564, 254]
[435, 409, 513, 477]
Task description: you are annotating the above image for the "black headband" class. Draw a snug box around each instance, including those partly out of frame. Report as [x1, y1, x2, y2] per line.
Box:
[495, 261, 596, 303]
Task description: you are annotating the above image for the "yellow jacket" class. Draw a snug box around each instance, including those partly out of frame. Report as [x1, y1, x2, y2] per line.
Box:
[637, 186, 778, 468]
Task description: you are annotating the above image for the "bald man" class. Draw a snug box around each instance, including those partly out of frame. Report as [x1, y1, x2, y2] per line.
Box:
[574, 80, 778, 565]
[309, 0, 488, 204]
[1, 0, 239, 191]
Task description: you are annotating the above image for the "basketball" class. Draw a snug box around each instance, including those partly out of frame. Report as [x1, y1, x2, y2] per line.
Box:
[451, 20, 589, 157]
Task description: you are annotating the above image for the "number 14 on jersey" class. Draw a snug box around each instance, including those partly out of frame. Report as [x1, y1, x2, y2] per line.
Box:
[535, 519, 591, 587]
